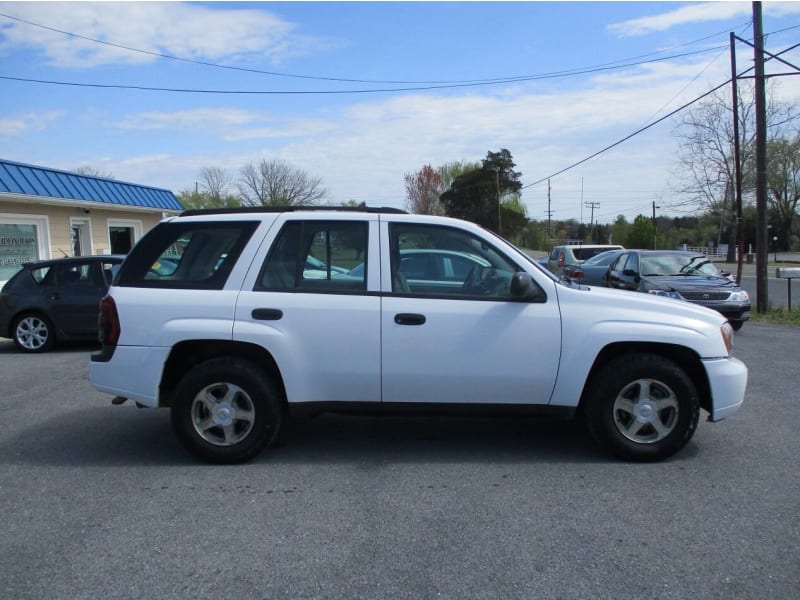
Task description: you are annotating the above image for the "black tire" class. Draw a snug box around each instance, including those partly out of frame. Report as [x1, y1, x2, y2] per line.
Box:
[171, 357, 283, 464]
[584, 353, 699, 462]
[730, 320, 744, 332]
[12, 313, 55, 353]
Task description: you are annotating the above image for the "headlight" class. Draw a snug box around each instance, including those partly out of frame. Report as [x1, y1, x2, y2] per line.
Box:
[720, 322, 734, 355]
[648, 289, 684, 300]
[728, 290, 750, 302]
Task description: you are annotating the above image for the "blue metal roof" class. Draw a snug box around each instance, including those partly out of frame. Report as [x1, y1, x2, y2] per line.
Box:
[0, 158, 184, 211]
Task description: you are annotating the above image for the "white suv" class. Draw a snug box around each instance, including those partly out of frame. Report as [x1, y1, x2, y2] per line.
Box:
[89, 207, 747, 464]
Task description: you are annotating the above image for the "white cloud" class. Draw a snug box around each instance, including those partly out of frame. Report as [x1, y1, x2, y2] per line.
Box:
[117, 108, 265, 131]
[0, 2, 330, 68]
[0, 110, 64, 136]
[609, 2, 752, 37]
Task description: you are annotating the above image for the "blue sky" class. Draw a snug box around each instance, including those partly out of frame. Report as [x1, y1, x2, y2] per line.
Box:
[1, 1, 799, 223]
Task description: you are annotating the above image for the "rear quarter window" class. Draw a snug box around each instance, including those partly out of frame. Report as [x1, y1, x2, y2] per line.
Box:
[116, 221, 259, 289]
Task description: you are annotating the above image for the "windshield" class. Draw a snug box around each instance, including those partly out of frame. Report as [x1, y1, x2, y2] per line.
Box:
[640, 254, 721, 277]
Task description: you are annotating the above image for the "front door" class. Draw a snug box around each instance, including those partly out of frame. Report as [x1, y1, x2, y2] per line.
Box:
[380, 222, 561, 406]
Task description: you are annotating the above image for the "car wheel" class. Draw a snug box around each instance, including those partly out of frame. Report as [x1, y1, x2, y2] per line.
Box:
[171, 357, 283, 464]
[12, 313, 55, 353]
[730, 320, 744, 332]
[584, 353, 699, 462]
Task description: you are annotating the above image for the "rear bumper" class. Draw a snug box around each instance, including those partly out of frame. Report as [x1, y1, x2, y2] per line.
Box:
[89, 345, 170, 408]
[702, 356, 748, 422]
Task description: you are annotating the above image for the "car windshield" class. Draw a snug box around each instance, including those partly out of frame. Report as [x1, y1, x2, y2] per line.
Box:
[640, 254, 720, 277]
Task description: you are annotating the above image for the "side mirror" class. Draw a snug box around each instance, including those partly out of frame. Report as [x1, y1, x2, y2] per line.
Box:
[622, 269, 637, 277]
[511, 272, 544, 300]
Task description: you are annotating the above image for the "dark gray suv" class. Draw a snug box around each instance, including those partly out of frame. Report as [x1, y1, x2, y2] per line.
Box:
[0, 255, 124, 352]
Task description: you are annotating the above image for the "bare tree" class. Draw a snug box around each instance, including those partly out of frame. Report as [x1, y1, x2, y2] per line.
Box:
[672, 81, 799, 257]
[764, 135, 800, 249]
[74, 165, 114, 179]
[199, 166, 233, 201]
[404, 165, 444, 214]
[237, 159, 326, 207]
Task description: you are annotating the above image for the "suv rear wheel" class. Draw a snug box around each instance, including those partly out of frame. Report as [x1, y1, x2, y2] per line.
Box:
[171, 357, 283, 464]
[584, 353, 699, 461]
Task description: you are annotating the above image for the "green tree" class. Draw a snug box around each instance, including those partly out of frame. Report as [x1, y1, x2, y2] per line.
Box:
[610, 215, 631, 246]
[176, 189, 241, 211]
[437, 160, 481, 191]
[625, 215, 658, 249]
[440, 149, 523, 234]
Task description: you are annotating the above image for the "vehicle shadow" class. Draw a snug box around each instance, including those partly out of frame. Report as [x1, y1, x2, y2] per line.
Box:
[0, 338, 100, 355]
[0, 406, 631, 467]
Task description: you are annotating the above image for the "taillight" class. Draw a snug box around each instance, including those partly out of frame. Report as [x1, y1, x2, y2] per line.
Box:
[98, 295, 120, 346]
[558, 252, 565, 268]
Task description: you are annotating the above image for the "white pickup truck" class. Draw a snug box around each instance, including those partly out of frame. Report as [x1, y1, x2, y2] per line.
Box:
[90, 207, 747, 464]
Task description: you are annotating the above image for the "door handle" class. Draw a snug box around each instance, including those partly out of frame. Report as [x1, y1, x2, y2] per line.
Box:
[252, 308, 283, 321]
[394, 313, 426, 326]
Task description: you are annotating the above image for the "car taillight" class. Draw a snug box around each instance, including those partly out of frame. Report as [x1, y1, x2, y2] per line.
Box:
[98, 295, 120, 346]
[558, 252, 565, 268]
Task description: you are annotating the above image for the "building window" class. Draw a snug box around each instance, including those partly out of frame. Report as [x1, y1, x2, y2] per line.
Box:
[70, 217, 91, 257]
[107, 219, 143, 255]
[0, 214, 50, 284]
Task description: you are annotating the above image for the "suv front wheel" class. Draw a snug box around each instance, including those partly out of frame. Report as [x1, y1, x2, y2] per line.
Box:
[584, 353, 700, 462]
[171, 357, 283, 464]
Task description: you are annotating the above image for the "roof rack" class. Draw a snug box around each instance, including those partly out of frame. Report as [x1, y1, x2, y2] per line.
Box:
[180, 205, 407, 217]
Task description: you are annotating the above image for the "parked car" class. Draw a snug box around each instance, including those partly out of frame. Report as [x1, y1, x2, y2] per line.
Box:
[349, 249, 492, 292]
[547, 244, 623, 274]
[89, 207, 747, 464]
[0, 255, 125, 352]
[562, 249, 624, 285]
[605, 250, 751, 330]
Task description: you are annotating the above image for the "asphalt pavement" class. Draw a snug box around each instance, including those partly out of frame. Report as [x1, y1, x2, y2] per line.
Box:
[0, 325, 798, 599]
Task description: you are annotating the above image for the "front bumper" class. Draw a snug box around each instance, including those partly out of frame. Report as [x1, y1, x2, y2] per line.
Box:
[700, 301, 751, 322]
[702, 356, 748, 422]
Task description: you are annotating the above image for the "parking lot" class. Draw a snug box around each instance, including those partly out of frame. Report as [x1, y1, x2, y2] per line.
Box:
[1, 324, 798, 599]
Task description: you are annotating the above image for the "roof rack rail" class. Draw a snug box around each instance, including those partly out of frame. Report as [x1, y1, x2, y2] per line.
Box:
[180, 205, 407, 217]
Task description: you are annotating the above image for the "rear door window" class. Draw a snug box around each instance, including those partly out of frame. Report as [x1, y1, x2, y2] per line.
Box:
[256, 220, 367, 293]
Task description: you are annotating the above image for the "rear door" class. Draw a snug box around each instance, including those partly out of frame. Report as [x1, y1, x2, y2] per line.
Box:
[49, 260, 107, 336]
[235, 214, 382, 404]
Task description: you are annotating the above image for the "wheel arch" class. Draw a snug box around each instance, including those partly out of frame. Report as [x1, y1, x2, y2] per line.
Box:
[158, 340, 287, 409]
[579, 342, 712, 415]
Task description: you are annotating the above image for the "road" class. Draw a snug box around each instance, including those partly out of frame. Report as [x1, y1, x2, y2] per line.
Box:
[725, 260, 798, 309]
[0, 326, 798, 599]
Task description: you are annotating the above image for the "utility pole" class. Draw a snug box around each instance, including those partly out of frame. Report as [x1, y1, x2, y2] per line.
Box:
[753, 1, 769, 313]
[547, 179, 553, 238]
[730, 31, 745, 285]
[585, 201, 600, 242]
[495, 168, 502, 236]
[652, 201, 660, 249]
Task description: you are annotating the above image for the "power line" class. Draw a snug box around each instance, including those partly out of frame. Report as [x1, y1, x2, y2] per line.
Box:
[0, 45, 738, 95]
[523, 33, 800, 189]
[0, 10, 754, 86]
